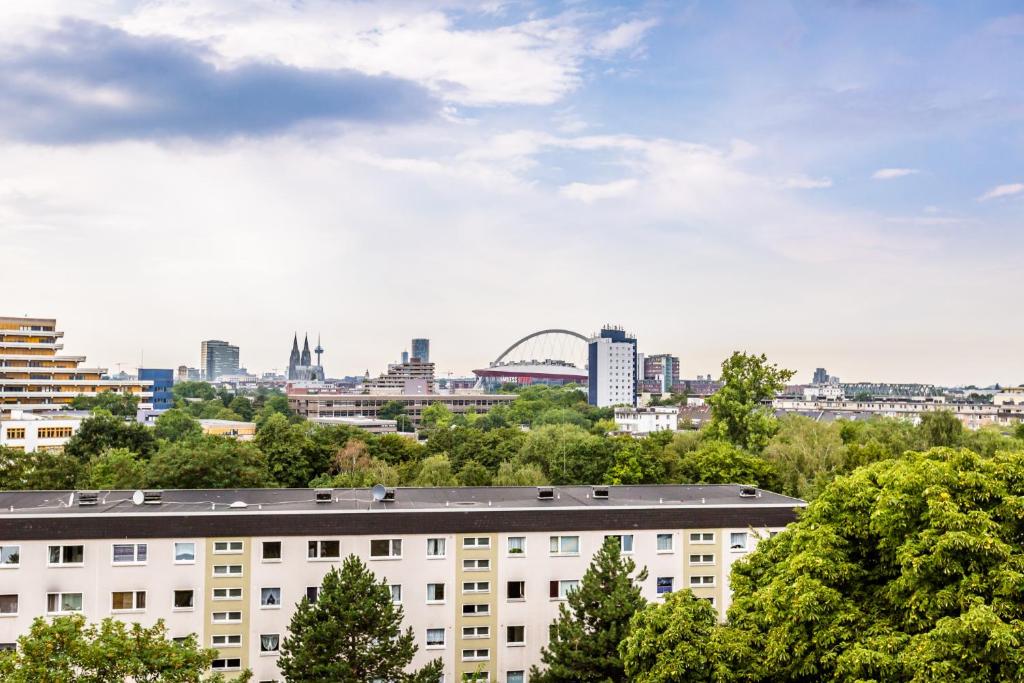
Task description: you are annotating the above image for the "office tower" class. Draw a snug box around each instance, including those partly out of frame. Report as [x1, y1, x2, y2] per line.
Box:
[411, 338, 430, 364]
[813, 368, 829, 385]
[138, 369, 174, 411]
[645, 354, 681, 394]
[200, 340, 239, 381]
[587, 325, 638, 407]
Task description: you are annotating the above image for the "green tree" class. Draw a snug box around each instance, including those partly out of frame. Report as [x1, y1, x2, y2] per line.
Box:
[761, 415, 847, 498]
[706, 352, 794, 452]
[604, 437, 667, 485]
[278, 557, 442, 683]
[64, 413, 156, 462]
[620, 590, 727, 683]
[21, 450, 83, 490]
[378, 401, 407, 421]
[146, 436, 272, 489]
[518, 423, 616, 485]
[0, 446, 28, 489]
[255, 414, 313, 488]
[153, 409, 202, 443]
[419, 402, 454, 429]
[410, 453, 457, 487]
[1016, 421, 1024, 441]
[722, 447, 1024, 682]
[70, 391, 139, 418]
[457, 460, 492, 486]
[172, 381, 216, 402]
[227, 395, 255, 421]
[82, 448, 147, 490]
[531, 536, 649, 683]
[491, 461, 549, 486]
[918, 409, 963, 448]
[0, 614, 245, 682]
[677, 440, 775, 487]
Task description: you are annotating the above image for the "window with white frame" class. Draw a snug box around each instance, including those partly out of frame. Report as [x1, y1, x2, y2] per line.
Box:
[506, 625, 525, 645]
[507, 580, 525, 600]
[507, 672, 525, 683]
[425, 628, 446, 648]
[462, 603, 489, 616]
[370, 539, 402, 559]
[212, 634, 241, 647]
[461, 648, 489, 661]
[262, 541, 281, 561]
[507, 536, 525, 556]
[48, 545, 84, 566]
[426, 583, 446, 603]
[426, 538, 446, 558]
[213, 541, 243, 554]
[0, 595, 18, 615]
[174, 542, 195, 563]
[463, 558, 490, 571]
[549, 536, 579, 555]
[212, 564, 242, 577]
[173, 590, 194, 609]
[463, 674, 490, 682]
[656, 534, 674, 552]
[689, 554, 715, 565]
[656, 577, 674, 595]
[391, 584, 403, 603]
[549, 580, 578, 599]
[305, 586, 319, 603]
[260, 634, 280, 655]
[690, 575, 715, 587]
[213, 587, 242, 600]
[462, 537, 490, 549]
[261, 587, 281, 607]
[112, 543, 147, 564]
[46, 592, 82, 614]
[605, 534, 634, 553]
[307, 540, 340, 560]
[689, 532, 714, 544]
[462, 626, 489, 639]
[462, 581, 489, 594]
[730, 532, 748, 551]
[111, 591, 146, 611]
[211, 658, 241, 671]
[212, 611, 242, 623]
[0, 546, 19, 566]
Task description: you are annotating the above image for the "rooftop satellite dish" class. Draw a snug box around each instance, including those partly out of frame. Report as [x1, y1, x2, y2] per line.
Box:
[371, 484, 387, 502]
[131, 490, 145, 506]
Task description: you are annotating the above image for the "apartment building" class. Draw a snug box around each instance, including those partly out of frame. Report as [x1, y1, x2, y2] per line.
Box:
[588, 326, 638, 408]
[287, 386, 516, 427]
[773, 397, 1024, 430]
[0, 410, 84, 452]
[0, 485, 803, 682]
[0, 316, 153, 414]
[613, 406, 680, 434]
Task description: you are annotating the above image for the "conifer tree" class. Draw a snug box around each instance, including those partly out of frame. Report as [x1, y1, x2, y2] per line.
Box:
[530, 536, 648, 682]
[278, 555, 442, 683]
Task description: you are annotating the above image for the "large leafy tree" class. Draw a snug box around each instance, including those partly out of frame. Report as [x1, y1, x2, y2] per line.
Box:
[530, 536, 648, 683]
[146, 435, 272, 488]
[278, 556, 442, 682]
[153, 409, 202, 443]
[706, 352, 793, 452]
[676, 440, 776, 488]
[721, 447, 1024, 682]
[761, 415, 847, 498]
[64, 412, 156, 462]
[0, 614, 246, 682]
[70, 391, 139, 418]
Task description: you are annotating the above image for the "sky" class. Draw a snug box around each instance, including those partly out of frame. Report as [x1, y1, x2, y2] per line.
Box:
[1, 1, 1021, 386]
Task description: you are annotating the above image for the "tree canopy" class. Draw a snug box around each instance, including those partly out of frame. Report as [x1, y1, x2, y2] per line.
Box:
[706, 352, 794, 452]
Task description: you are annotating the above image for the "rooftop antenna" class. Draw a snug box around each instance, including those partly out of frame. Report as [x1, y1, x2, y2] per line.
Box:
[314, 334, 324, 367]
[371, 484, 387, 502]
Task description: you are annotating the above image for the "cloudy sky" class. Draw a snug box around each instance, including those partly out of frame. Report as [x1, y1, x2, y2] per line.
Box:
[1, 1, 1021, 385]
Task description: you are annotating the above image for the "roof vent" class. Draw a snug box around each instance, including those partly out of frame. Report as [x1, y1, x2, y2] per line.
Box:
[592, 486, 610, 499]
[314, 488, 333, 503]
[229, 501, 248, 509]
[739, 487, 758, 498]
[382, 487, 396, 502]
[537, 487, 555, 500]
[77, 490, 98, 506]
[142, 490, 163, 505]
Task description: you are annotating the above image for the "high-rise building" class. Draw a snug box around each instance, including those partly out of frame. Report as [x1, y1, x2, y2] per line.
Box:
[587, 326, 638, 407]
[200, 340, 239, 381]
[401, 350, 409, 364]
[812, 368, 829, 385]
[0, 316, 153, 414]
[138, 369, 174, 411]
[411, 338, 430, 364]
[364, 359, 436, 394]
[645, 354, 681, 394]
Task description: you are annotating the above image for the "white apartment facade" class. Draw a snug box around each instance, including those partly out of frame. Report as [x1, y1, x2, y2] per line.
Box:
[587, 327, 638, 408]
[0, 485, 803, 682]
[0, 411, 84, 452]
[614, 406, 680, 434]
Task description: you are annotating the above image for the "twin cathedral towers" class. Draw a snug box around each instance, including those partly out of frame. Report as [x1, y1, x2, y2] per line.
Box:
[287, 333, 325, 381]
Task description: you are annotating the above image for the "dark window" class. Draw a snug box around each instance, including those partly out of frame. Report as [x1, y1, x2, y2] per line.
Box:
[262, 542, 281, 561]
[507, 581, 525, 600]
[306, 587, 319, 603]
[173, 590, 193, 609]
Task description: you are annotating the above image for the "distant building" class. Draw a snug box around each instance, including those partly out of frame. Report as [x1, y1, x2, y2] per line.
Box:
[588, 326, 638, 407]
[614, 406, 679, 434]
[198, 419, 256, 441]
[176, 366, 201, 382]
[401, 350, 409, 364]
[309, 416, 398, 434]
[812, 368, 829, 384]
[138, 368, 174, 411]
[0, 316, 153, 414]
[287, 333, 325, 382]
[645, 354, 680, 394]
[365, 358, 436, 394]
[288, 386, 515, 426]
[803, 378, 844, 401]
[773, 396, 1024, 430]
[0, 410, 83, 452]
[411, 338, 430, 363]
[200, 340, 239, 381]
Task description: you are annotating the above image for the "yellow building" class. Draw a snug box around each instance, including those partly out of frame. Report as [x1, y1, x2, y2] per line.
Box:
[199, 419, 256, 441]
[0, 316, 153, 414]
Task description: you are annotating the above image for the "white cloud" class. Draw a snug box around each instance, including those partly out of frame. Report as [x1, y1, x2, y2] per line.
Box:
[978, 183, 1024, 201]
[559, 178, 639, 202]
[872, 168, 918, 180]
[779, 175, 833, 189]
[591, 18, 658, 56]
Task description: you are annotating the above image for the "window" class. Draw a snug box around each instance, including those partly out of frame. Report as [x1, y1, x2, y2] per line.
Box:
[462, 581, 489, 594]
[730, 532, 748, 551]
[657, 577, 674, 595]
[426, 583, 446, 603]
[462, 537, 490, 549]
[173, 590, 194, 609]
[213, 587, 242, 600]
[212, 611, 243, 623]
[0, 546, 19, 566]
[0, 643, 13, 652]
[261, 587, 281, 607]
[700, 597, 716, 607]
[211, 659, 241, 671]
[305, 587, 319, 603]
[212, 634, 241, 647]
[370, 539, 402, 559]
[262, 541, 281, 561]
[46, 592, 83, 613]
[605, 534, 634, 553]
[213, 541, 243, 554]
[507, 536, 525, 556]
[690, 576, 715, 587]
[463, 674, 490, 682]
[0, 595, 18, 615]
[213, 564, 242, 577]
[463, 626, 489, 639]
[549, 536, 579, 555]
[689, 532, 714, 544]
[307, 540, 340, 560]
[506, 625, 525, 645]
[463, 559, 490, 571]
[507, 672, 525, 683]
[260, 634, 280, 655]
[426, 538, 446, 558]
[461, 648, 489, 661]
[507, 580, 525, 600]
[391, 584, 403, 603]
[6, 428, 25, 440]
[111, 591, 146, 611]
[48, 545, 84, 566]
[549, 580, 578, 600]
[426, 628, 446, 648]
[38, 427, 72, 439]
[656, 534, 674, 552]
[112, 543, 147, 564]
[689, 554, 715, 565]
[462, 603, 490, 616]
[174, 542, 196, 563]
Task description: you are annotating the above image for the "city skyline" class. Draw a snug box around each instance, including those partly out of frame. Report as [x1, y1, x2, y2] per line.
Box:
[2, 1, 1022, 386]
